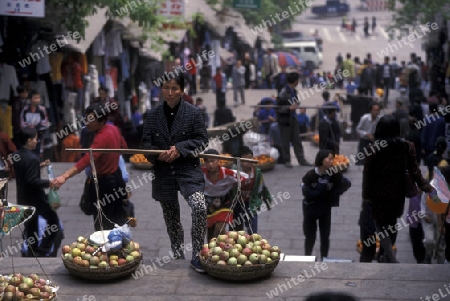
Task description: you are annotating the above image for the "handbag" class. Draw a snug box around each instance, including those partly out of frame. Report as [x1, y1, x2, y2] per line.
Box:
[79, 175, 94, 215]
[405, 152, 418, 198]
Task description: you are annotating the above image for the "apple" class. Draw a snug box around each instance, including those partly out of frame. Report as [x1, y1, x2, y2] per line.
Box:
[262, 250, 271, 257]
[64, 253, 73, 261]
[260, 254, 268, 264]
[227, 231, 238, 240]
[225, 238, 235, 245]
[90, 256, 100, 266]
[77, 236, 86, 243]
[227, 257, 238, 266]
[126, 242, 135, 253]
[210, 255, 220, 263]
[43, 285, 53, 294]
[237, 235, 248, 247]
[71, 248, 81, 257]
[40, 292, 50, 299]
[61, 245, 71, 254]
[30, 287, 41, 297]
[254, 241, 262, 247]
[98, 261, 109, 268]
[208, 241, 216, 249]
[81, 260, 90, 267]
[248, 242, 254, 248]
[28, 274, 39, 282]
[77, 243, 86, 252]
[13, 273, 23, 281]
[212, 247, 222, 256]
[249, 253, 259, 264]
[83, 253, 92, 261]
[15, 291, 25, 299]
[261, 239, 269, 245]
[22, 277, 34, 287]
[126, 255, 135, 263]
[267, 258, 273, 264]
[3, 292, 14, 301]
[250, 233, 261, 242]
[118, 258, 127, 265]
[26, 294, 34, 299]
[217, 234, 228, 243]
[217, 260, 227, 265]
[252, 246, 262, 254]
[200, 246, 210, 257]
[85, 246, 95, 254]
[70, 242, 78, 249]
[73, 256, 83, 266]
[219, 251, 230, 261]
[130, 251, 141, 259]
[271, 246, 280, 253]
[109, 260, 118, 267]
[237, 230, 246, 236]
[100, 254, 108, 262]
[209, 237, 217, 243]
[109, 255, 119, 261]
[244, 260, 253, 266]
[8, 276, 21, 286]
[237, 254, 247, 265]
[271, 252, 280, 260]
[5, 284, 16, 293]
[263, 243, 272, 251]
[229, 248, 240, 258]
[234, 244, 243, 252]
[224, 243, 234, 252]
[242, 247, 253, 257]
[80, 251, 86, 259]
[38, 278, 46, 285]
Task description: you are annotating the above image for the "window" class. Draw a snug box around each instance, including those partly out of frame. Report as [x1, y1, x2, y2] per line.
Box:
[304, 47, 316, 53]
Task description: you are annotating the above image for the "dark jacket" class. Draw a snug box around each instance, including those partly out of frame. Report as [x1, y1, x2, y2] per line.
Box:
[13, 147, 49, 206]
[276, 86, 298, 127]
[140, 100, 209, 202]
[360, 67, 376, 89]
[302, 168, 351, 215]
[362, 139, 432, 225]
[318, 116, 341, 153]
[213, 106, 235, 127]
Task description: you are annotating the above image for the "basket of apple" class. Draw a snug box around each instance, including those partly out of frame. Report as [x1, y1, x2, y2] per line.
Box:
[60, 236, 143, 280]
[199, 231, 281, 281]
[0, 273, 58, 301]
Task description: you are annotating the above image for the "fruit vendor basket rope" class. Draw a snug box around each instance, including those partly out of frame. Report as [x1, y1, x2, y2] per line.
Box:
[61, 254, 143, 280]
[199, 256, 280, 281]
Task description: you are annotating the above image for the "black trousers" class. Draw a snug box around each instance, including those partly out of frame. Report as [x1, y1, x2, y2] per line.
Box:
[445, 222, 450, 262]
[23, 201, 62, 257]
[215, 88, 225, 107]
[356, 138, 371, 165]
[303, 208, 332, 258]
[359, 200, 376, 262]
[409, 223, 426, 263]
[279, 122, 306, 164]
[90, 169, 127, 231]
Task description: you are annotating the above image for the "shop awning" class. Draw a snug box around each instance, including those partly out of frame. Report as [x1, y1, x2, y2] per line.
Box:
[64, 7, 108, 53]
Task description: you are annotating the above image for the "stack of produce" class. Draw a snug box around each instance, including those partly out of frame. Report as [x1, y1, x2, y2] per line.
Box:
[130, 154, 152, 169]
[0, 273, 57, 300]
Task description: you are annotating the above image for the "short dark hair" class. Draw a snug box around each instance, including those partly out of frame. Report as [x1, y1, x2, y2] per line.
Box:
[30, 90, 40, 97]
[239, 146, 253, 157]
[314, 149, 334, 167]
[286, 72, 300, 84]
[85, 102, 109, 123]
[322, 91, 330, 100]
[204, 149, 219, 155]
[171, 73, 185, 91]
[18, 127, 37, 147]
[374, 115, 400, 141]
[346, 53, 351, 59]
[370, 102, 380, 110]
[98, 86, 109, 93]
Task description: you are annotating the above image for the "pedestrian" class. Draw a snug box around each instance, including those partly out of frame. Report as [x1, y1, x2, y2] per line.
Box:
[13, 127, 62, 257]
[301, 150, 351, 260]
[276, 70, 311, 167]
[362, 115, 433, 263]
[232, 60, 246, 106]
[363, 17, 369, 37]
[212, 67, 227, 107]
[351, 18, 356, 34]
[359, 60, 376, 96]
[297, 108, 310, 135]
[202, 149, 248, 241]
[356, 102, 381, 165]
[379, 56, 394, 104]
[269, 122, 283, 164]
[318, 107, 341, 154]
[232, 146, 273, 233]
[52, 102, 129, 231]
[421, 102, 445, 161]
[263, 48, 278, 89]
[139, 74, 209, 273]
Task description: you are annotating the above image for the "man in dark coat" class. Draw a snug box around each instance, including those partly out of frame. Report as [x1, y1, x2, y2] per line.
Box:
[276, 70, 311, 167]
[140, 74, 209, 273]
[359, 60, 376, 96]
[318, 107, 341, 153]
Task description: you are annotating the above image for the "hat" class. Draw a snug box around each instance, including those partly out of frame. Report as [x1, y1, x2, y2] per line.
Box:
[204, 149, 219, 155]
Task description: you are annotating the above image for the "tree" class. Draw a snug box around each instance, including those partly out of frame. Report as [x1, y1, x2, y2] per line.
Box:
[45, 0, 187, 50]
[387, 0, 450, 39]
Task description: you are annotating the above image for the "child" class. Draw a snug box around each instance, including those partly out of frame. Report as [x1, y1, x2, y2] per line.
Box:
[202, 149, 248, 241]
[232, 146, 273, 233]
[301, 150, 351, 260]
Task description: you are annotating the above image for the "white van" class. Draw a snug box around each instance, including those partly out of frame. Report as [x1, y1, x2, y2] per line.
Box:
[282, 41, 323, 70]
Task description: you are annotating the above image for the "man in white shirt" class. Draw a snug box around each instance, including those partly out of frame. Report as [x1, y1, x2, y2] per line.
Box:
[355, 102, 381, 165]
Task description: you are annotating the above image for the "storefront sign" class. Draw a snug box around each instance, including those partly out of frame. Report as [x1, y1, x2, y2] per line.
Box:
[0, 0, 45, 18]
[233, 0, 261, 9]
[158, 0, 184, 17]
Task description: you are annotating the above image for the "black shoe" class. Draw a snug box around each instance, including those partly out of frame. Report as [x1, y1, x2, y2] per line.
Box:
[190, 258, 206, 273]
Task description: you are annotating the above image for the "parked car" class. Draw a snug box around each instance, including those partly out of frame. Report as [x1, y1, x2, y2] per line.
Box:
[280, 31, 323, 52]
[282, 41, 323, 70]
[311, 0, 350, 17]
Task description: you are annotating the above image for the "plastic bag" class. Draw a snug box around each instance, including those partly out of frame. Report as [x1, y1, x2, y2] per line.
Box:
[48, 189, 61, 211]
[103, 224, 132, 252]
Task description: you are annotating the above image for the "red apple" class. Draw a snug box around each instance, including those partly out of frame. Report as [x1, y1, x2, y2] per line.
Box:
[61, 245, 71, 254]
[118, 258, 127, 265]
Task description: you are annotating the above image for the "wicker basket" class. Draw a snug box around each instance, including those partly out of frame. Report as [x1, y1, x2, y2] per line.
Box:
[199, 256, 279, 281]
[131, 162, 153, 170]
[61, 254, 143, 280]
[0, 274, 57, 300]
[256, 161, 276, 171]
